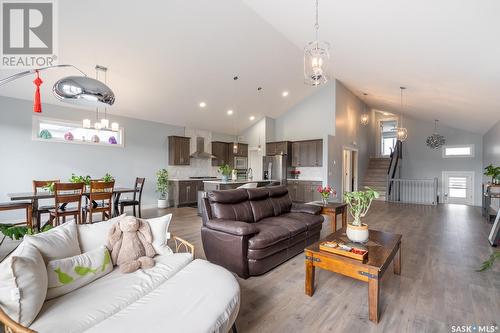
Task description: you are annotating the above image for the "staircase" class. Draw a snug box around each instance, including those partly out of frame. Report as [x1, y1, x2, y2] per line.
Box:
[363, 158, 390, 200]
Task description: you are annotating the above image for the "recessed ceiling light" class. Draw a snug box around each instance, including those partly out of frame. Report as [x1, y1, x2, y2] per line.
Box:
[199, 102, 206, 108]
[227, 110, 233, 115]
[282, 91, 289, 97]
[383, 112, 390, 116]
[249, 116, 255, 121]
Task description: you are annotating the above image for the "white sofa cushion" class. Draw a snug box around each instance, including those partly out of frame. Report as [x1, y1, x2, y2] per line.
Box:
[77, 214, 126, 253]
[30, 253, 193, 333]
[24, 221, 80, 262]
[46, 246, 113, 300]
[141, 214, 173, 255]
[0, 243, 47, 326]
[85, 259, 240, 333]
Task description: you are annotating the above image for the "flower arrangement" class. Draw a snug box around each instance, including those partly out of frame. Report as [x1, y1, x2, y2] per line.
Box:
[316, 185, 336, 204]
[290, 170, 301, 179]
[218, 164, 233, 182]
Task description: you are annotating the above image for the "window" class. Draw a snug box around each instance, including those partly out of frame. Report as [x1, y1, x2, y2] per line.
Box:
[443, 145, 474, 158]
[32, 116, 124, 147]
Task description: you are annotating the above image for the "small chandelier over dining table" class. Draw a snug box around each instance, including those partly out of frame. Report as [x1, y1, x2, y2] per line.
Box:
[82, 65, 119, 131]
[304, 0, 330, 87]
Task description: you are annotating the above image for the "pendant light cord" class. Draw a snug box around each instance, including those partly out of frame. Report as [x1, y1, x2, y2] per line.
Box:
[400, 87, 405, 128]
[314, 0, 319, 41]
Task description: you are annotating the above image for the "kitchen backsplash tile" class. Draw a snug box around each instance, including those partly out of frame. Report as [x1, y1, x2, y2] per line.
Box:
[167, 158, 220, 179]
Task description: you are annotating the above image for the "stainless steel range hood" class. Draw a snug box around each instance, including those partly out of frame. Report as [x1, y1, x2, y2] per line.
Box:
[190, 137, 216, 159]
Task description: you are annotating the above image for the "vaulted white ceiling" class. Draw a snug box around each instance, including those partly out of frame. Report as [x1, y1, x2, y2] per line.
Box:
[0, 0, 318, 134]
[1, 0, 498, 134]
[243, 0, 500, 134]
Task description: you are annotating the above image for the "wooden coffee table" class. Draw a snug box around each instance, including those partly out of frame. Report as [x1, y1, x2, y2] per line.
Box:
[304, 228, 402, 323]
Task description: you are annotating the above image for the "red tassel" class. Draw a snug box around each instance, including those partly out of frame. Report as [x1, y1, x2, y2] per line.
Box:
[33, 71, 43, 113]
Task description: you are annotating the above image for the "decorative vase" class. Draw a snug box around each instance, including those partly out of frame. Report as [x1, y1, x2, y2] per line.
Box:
[221, 175, 228, 182]
[321, 196, 329, 205]
[346, 223, 369, 243]
[158, 198, 167, 209]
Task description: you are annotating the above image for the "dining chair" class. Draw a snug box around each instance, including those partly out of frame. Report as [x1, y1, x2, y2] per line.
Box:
[49, 182, 84, 226]
[82, 180, 115, 224]
[0, 201, 33, 229]
[33, 179, 60, 227]
[119, 177, 145, 217]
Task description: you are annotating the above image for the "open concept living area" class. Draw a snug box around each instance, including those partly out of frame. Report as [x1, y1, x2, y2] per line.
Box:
[0, 1, 499, 332]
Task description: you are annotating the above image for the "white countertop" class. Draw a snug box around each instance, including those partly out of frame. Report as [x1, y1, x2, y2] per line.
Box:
[287, 178, 323, 182]
[170, 178, 220, 181]
[203, 179, 278, 185]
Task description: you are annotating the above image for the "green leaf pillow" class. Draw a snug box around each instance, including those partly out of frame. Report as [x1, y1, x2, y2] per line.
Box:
[46, 246, 113, 300]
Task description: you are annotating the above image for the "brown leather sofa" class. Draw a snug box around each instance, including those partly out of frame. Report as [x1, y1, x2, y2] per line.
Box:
[201, 186, 324, 279]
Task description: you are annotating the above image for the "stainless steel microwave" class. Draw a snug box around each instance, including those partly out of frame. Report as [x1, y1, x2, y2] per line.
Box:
[234, 157, 248, 170]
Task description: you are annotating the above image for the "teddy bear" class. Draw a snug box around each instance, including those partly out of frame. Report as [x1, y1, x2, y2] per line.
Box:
[107, 216, 157, 273]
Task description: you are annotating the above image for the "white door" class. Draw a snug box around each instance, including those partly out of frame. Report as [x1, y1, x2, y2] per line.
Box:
[442, 171, 474, 205]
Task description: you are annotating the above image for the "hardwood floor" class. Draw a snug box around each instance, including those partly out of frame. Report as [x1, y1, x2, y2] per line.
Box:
[1, 202, 497, 332]
[143, 201, 500, 333]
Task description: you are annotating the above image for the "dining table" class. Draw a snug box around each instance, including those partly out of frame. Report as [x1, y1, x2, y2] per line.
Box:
[7, 187, 138, 230]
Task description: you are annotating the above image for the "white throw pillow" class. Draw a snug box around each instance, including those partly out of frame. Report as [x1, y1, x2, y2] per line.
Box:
[46, 246, 113, 300]
[141, 214, 173, 255]
[77, 214, 126, 253]
[0, 243, 47, 326]
[24, 221, 80, 262]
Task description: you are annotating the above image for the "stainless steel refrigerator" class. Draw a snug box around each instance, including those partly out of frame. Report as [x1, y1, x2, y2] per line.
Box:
[262, 155, 288, 184]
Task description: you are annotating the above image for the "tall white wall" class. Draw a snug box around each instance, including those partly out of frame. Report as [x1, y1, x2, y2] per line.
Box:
[331, 81, 374, 194]
[483, 119, 500, 210]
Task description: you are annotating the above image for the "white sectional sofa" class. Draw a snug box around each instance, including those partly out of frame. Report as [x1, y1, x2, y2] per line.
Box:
[0, 216, 240, 333]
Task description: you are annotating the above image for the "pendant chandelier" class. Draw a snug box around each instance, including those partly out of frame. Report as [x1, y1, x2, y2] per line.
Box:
[304, 0, 330, 86]
[82, 66, 119, 131]
[396, 87, 408, 141]
[426, 119, 446, 149]
[360, 93, 369, 126]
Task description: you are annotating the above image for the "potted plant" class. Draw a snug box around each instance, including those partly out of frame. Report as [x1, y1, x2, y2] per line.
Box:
[343, 187, 379, 243]
[484, 164, 500, 184]
[316, 185, 336, 205]
[102, 173, 114, 182]
[218, 164, 232, 182]
[0, 224, 53, 247]
[156, 168, 169, 208]
[69, 173, 91, 190]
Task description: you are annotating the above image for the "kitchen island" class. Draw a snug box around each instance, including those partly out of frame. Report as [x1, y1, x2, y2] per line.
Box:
[203, 179, 279, 192]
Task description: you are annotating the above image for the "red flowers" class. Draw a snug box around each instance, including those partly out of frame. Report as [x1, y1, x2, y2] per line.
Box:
[317, 185, 336, 196]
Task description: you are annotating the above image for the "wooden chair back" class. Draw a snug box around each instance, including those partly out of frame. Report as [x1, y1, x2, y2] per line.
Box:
[89, 181, 115, 202]
[33, 179, 60, 194]
[54, 182, 84, 208]
[133, 177, 146, 202]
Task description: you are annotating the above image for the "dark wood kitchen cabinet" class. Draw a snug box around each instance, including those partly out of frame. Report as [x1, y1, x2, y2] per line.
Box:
[173, 180, 203, 207]
[168, 136, 190, 166]
[266, 141, 291, 156]
[211, 141, 230, 166]
[233, 143, 248, 157]
[290, 139, 323, 167]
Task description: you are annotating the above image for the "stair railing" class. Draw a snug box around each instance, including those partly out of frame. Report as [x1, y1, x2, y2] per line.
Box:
[387, 140, 403, 195]
[387, 178, 438, 205]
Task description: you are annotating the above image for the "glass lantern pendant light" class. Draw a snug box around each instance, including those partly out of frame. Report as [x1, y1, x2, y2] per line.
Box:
[304, 0, 330, 86]
[360, 93, 369, 126]
[396, 87, 408, 141]
[426, 119, 446, 149]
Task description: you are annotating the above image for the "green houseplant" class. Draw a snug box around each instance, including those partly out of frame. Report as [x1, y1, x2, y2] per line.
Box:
[484, 164, 500, 184]
[343, 187, 379, 243]
[218, 164, 232, 182]
[102, 173, 114, 182]
[156, 169, 169, 208]
[69, 173, 91, 186]
[0, 224, 53, 247]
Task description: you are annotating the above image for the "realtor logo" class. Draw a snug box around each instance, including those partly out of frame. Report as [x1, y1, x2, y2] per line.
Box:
[1, 0, 57, 68]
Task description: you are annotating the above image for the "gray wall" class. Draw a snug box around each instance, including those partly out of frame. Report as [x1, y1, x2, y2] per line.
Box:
[332, 81, 374, 194]
[483, 119, 500, 210]
[399, 115, 484, 206]
[0, 96, 231, 221]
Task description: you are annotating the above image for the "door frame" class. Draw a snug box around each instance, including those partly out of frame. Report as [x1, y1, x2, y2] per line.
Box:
[442, 171, 474, 205]
[377, 117, 398, 158]
[342, 146, 359, 200]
